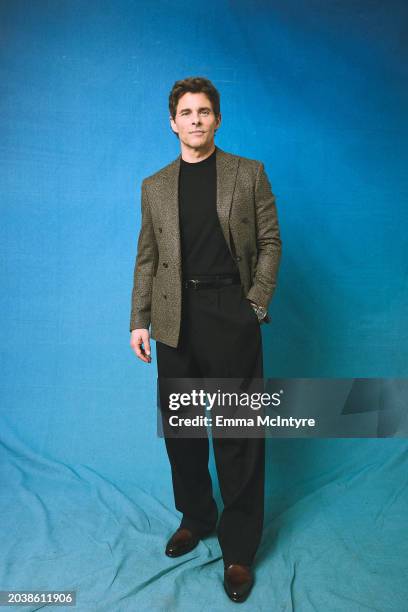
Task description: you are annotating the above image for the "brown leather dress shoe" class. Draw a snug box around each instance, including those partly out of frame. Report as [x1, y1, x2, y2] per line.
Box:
[223, 563, 254, 603]
[165, 528, 200, 558]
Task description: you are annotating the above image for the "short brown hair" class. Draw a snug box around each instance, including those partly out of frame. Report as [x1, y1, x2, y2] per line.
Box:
[169, 76, 221, 120]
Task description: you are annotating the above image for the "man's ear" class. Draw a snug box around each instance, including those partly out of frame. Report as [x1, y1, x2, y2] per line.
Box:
[170, 115, 178, 135]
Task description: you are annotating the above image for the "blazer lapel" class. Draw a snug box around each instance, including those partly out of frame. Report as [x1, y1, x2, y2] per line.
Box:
[215, 146, 239, 256]
[164, 145, 239, 276]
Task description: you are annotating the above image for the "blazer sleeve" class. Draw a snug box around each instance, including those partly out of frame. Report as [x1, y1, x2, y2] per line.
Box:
[129, 179, 159, 332]
[246, 162, 282, 311]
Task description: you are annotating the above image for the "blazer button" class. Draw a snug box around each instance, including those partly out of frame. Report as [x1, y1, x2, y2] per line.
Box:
[236, 255, 242, 262]
[163, 262, 168, 268]
[163, 293, 167, 299]
[158, 227, 162, 233]
[241, 217, 248, 223]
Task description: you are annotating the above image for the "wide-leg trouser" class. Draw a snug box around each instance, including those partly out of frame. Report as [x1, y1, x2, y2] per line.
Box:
[156, 282, 265, 567]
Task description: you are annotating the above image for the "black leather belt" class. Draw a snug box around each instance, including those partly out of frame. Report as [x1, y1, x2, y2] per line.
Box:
[183, 273, 241, 290]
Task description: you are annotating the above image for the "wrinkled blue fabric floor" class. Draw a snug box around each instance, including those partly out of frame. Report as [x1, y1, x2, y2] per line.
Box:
[1, 430, 407, 611]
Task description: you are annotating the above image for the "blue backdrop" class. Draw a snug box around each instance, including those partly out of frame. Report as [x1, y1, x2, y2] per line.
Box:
[1, 1, 407, 610]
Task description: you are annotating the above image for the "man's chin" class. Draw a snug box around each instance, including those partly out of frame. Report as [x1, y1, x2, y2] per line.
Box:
[185, 138, 212, 150]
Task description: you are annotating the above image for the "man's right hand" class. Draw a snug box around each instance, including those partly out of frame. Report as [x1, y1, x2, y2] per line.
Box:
[130, 329, 151, 363]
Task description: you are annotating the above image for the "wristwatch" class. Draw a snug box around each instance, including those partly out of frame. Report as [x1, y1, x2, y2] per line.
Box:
[249, 301, 267, 322]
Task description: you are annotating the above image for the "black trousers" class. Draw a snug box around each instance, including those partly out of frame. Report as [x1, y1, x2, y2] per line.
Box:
[156, 281, 265, 567]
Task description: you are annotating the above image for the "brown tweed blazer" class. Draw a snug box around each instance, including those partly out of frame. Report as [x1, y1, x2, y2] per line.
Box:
[129, 145, 282, 348]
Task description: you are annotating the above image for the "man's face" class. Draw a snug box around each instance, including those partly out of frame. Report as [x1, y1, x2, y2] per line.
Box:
[170, 92, 221, 150]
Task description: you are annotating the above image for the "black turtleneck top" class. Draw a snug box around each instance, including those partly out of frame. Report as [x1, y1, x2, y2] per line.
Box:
[178, 147, 239, 278]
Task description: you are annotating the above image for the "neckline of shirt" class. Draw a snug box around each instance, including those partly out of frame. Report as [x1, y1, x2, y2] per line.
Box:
[180, 148, 217, 168]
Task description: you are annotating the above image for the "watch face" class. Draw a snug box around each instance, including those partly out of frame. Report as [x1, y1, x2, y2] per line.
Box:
[248, 300, 267, 321]
[257, 307, 267, 321]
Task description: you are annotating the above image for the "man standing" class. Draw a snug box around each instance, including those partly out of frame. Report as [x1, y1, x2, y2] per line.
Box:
[130, 76, 281, 603]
